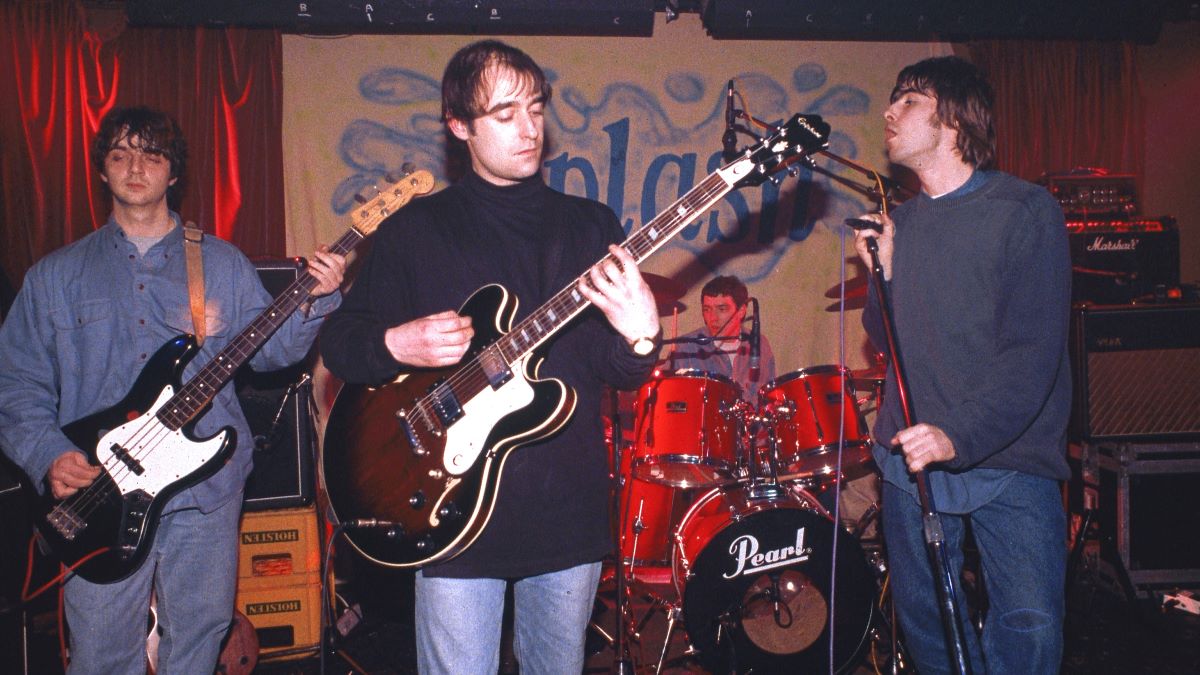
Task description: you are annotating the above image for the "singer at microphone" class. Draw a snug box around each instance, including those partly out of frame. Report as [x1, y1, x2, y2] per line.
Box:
[664, 275, 775, 401]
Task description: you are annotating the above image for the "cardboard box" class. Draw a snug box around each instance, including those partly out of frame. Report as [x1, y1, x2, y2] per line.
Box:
[238, 505, 320, 580]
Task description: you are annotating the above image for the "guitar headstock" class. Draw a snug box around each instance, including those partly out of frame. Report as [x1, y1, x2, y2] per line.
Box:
[722, 114, 831, 189]
[351, 169, 436, 236]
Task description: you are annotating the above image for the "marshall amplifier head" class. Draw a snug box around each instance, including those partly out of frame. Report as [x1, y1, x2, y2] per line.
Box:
[1070, 303, 1200, 442]
[1067, 218, 1179, 305]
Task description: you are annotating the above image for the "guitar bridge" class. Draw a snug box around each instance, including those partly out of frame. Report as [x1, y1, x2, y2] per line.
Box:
[47, 504, 86, 540]
[396, 409, 427, 456]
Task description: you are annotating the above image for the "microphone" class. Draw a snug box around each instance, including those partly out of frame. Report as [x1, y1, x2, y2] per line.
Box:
[748, 297, 761, 381]
[844, 217, 883, 233]
[722, 79, 738, 162]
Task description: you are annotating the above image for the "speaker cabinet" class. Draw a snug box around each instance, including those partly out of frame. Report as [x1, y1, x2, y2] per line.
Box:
[239, 260, 316, 512]
[0, 457, 30, 674]
[1070, 303, 1200, 443]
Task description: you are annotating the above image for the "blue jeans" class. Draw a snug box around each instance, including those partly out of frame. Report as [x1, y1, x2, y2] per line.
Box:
[414, 562, 603, 675]
[882, 474, 1066, 674]
[63, 495, 242, 675]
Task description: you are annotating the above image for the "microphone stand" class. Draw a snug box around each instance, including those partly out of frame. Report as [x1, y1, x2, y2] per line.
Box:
[863, 236, 971, 675]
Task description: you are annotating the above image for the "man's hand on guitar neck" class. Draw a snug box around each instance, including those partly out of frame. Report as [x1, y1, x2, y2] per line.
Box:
[578, 244, 660, 345]
[384, 310, 475, 368]
[48, 450, 101, 499]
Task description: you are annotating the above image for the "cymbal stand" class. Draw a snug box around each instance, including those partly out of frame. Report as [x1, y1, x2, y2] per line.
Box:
[608, 401, 635, 675]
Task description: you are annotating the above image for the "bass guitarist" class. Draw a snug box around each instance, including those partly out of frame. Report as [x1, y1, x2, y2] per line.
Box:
[319, 40, 661, 673]
[0, 106, 345, 673]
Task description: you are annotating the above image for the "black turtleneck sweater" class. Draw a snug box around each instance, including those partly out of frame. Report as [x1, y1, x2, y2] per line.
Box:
[320, 171, 656, 578]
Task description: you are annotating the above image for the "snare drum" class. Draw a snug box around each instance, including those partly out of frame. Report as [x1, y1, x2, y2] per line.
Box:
[759, 366, 872, 480]
[671, 484, 875, 673]
[631, 370, 741, 488]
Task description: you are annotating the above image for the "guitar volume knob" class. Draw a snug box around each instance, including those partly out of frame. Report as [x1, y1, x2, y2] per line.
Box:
[409, 491, 426, 510]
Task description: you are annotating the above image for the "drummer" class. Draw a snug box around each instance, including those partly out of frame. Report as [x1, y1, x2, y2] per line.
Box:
[664, 275, 775, 402]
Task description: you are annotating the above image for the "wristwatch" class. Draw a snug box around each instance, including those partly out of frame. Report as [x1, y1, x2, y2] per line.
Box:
[629, 332, 659, 356]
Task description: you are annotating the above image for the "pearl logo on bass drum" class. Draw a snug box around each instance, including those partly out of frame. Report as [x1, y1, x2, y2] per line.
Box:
[724, 527, 810, 579]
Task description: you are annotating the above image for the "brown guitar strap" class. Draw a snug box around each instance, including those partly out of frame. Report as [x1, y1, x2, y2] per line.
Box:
[183, 221, 206, 347]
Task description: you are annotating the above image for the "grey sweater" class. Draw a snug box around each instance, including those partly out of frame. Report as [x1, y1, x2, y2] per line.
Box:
[863, 171, 1072, 481]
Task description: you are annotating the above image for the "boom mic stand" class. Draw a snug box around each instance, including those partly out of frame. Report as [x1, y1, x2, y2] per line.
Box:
[862, 236, 972, 675]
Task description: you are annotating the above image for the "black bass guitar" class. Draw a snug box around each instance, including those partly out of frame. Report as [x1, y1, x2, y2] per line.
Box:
[321, 114, 830, 568]
[37, 169, 435, 583]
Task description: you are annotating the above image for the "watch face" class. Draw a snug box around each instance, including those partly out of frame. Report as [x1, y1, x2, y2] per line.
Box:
[633, 337, 655, 356]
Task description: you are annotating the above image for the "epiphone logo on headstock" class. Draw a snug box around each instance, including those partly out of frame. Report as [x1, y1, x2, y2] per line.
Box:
[793, 116, 822, 138]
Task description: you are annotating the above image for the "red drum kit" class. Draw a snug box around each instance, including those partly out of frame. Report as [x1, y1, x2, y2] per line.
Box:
[604, 363, 886, 674]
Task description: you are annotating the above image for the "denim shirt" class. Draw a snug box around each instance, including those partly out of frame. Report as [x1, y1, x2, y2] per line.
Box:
[0, 215, 339, 513]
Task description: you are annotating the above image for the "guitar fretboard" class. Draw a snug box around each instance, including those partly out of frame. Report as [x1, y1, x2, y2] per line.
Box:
[424, 159, 754, 418]
[155, 170, 434, 431]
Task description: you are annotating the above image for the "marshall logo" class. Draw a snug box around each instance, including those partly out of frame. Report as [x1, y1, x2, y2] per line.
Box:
[1086, 236, 1139, 252]
[723, 527, 810, 579]
[241, 528, 299, 546]
[245, 600, 301, 616]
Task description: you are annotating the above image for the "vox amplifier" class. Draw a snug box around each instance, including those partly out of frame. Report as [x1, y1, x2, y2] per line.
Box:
[1070, 303, 1200, 442]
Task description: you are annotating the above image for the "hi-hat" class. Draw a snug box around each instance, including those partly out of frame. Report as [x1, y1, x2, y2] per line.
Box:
[849, 364, 886, 384]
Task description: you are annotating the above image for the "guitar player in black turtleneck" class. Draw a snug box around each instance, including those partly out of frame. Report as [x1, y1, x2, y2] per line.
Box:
[319, 40, 661, 674]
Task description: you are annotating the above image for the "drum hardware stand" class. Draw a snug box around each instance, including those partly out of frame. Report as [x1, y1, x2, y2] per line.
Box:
[862, 234, 972, 675]
[609, 422, 635, 675]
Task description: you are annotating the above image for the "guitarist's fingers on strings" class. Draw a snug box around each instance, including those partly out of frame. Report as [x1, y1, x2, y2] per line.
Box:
[47, 450, 101, 499]
[305, 245, 348, 298]
[383, 310, 475, 368]
[577, 244, 660, 344]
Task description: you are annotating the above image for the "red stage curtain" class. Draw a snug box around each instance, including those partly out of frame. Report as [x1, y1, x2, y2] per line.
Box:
[0, 1, 283, 303]
[969, 40, 1144, 184]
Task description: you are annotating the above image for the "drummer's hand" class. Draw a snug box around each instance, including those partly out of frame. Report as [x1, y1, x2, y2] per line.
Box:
[852, 212, 895, 281]
[578, 244, 660, 345]
[891, 423, 956, 473]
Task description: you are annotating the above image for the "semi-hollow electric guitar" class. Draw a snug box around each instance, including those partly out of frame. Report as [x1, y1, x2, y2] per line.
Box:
[36, 169, 435, 584]
[321, 114, 830, 569]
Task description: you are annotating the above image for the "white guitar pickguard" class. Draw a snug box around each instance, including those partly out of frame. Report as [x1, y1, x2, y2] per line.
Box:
[95, 386, 229, 497]
[441, 365, 535, 475]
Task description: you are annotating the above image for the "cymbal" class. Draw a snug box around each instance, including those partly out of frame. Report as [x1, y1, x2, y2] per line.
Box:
[825, 296, 866, 312]
[643, 272, 685, 300]
[655, 299, 687, 316]
[849, 364, 886, 383]
[824, 276, 868, 300]
[643, 272, 687, 316]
